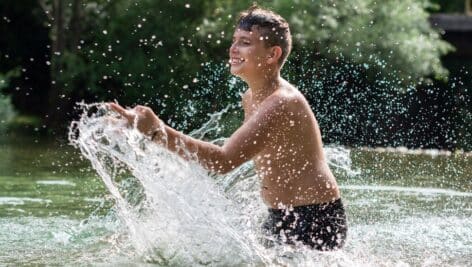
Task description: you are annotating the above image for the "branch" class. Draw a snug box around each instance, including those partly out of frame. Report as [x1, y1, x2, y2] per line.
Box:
[39, 0, 54, 21]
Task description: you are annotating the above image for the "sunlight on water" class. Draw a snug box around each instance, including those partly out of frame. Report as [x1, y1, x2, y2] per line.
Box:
[69, 103, 360, 266]
[0, 215, 124, 265]
[67, 102, 472, 266]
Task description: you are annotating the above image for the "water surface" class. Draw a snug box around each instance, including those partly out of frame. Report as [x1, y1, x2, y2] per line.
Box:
[0, 128, 471, 266]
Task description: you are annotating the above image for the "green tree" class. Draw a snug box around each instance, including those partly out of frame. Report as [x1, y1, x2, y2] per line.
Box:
[191, 0, 460, 148]
[0, 0, 50, 118]
[55, 0, 453, 131]
[40, 0, 460, 148]
[0, 70, 19, 130]
[199, 0, 454, 84]
[51, 0, 237, 131]
[429, 0, 469, 13]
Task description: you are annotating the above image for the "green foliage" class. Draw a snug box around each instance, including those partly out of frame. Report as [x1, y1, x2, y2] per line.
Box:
[456, 108, 472, 150]
[0, 1, 50, 115]
[0, 94, 16, 126]
[49, 0, 469, 150]
[54, 0, 455, 134]
[199, 0, 454, 84]
[429, 0, 467, 13]
[58, 0, 242, 130]
[0, 71, 18, 129]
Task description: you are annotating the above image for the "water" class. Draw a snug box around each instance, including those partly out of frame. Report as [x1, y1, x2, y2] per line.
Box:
[1, 104, 471, 266]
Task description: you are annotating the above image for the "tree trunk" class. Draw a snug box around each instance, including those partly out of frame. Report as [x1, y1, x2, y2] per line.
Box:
[45, 0, 66, 133]
[70, 0, 83, 53]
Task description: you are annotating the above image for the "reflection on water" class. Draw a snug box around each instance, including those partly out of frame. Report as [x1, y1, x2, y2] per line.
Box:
[0, 104, 471, 266]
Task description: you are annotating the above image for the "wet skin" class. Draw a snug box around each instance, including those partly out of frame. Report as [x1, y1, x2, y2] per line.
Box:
[110, 26, 340, 209]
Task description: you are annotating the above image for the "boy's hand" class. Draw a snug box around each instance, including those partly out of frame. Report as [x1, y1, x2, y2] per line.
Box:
[108, 103, 162, 137]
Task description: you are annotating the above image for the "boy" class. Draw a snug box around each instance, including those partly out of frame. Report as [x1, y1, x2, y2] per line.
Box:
[109, 6, 347, 251]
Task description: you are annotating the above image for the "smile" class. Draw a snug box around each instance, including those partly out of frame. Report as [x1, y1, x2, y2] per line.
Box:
[230, 57, 245, 65]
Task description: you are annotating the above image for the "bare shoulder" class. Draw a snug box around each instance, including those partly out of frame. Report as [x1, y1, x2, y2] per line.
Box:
[270, 80, 308, 110]
[245, 80, 308, 121]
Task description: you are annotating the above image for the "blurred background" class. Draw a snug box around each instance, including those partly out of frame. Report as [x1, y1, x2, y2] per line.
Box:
[0, 2, 471, 265]
[0, 0, 471, 150]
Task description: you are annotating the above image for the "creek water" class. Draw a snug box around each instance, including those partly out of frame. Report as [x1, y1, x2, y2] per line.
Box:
[0, 103, 471, 266]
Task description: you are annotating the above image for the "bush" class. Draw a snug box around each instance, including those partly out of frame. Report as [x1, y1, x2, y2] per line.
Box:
[0, 72, 17, 131]
[49, 0, 468, 149]
[199, 0, 454, 84]
[0, 94, 16, 131]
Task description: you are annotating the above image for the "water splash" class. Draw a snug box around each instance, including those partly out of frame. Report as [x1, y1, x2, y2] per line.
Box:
[325, 146, 361, 177]
[69, 102, 359, 265]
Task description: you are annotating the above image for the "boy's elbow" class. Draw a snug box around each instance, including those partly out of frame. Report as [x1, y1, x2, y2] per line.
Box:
[212, 150, 241, 175]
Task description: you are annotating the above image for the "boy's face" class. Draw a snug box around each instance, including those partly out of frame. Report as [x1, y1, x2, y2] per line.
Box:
[229, 26, 275, 79]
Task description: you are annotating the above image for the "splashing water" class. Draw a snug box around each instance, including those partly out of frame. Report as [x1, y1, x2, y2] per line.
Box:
[69, 102, 362, 266]
[68, 102, 472, 266]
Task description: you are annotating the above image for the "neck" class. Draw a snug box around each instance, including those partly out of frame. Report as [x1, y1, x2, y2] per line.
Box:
[245, 68, 281, 103]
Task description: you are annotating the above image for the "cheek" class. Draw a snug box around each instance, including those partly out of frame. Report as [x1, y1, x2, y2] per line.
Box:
[253, 52, 267, 64]
[244, 48, 263, 63]
[240, 47, 252, 56]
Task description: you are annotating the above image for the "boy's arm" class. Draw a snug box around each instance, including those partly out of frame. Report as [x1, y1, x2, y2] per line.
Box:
[109, 96, 287, 174]
[156, 95, 284, 173]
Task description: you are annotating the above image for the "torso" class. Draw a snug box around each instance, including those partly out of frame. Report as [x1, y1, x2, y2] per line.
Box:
[243, 81, 340, 209]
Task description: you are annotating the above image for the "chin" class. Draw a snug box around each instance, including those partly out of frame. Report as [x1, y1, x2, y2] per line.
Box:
[230, 66, 243, 77]
[231, 72, 248, 81]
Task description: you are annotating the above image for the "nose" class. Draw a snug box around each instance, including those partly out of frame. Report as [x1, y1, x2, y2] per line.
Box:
[229, 42, 238, 54]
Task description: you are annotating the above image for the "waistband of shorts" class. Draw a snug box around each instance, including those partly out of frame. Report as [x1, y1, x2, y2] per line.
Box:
[268, 198, 344, 214]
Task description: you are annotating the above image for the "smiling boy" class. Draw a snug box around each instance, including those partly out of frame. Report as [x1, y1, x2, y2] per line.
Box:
[110, 6, 347, 250]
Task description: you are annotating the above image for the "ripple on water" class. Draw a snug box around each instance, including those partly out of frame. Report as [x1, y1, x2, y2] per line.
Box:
[0, 197, 52, 206]
[342, 184, 472, 197]
[60, 103, 472, 266]
[347, 215, 472, 266]
[36, 180, 77, 186]
[0, 215, 124, 265]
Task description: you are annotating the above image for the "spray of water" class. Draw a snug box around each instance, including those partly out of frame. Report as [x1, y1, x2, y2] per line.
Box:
[68, 102, 362, 266]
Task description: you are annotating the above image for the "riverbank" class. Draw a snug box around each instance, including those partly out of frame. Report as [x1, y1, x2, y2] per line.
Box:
[357, 146, 472, 157]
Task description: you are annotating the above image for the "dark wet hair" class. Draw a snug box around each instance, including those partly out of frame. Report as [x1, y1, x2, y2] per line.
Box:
[237, 5, 292, 66]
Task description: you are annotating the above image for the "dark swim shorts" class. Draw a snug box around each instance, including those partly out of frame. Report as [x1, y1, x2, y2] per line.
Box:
[262, 198, 347, 251]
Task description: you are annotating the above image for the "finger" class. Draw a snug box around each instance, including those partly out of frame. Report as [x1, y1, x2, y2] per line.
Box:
[135, 105, 149, 112]
[109, 103, 135, 121]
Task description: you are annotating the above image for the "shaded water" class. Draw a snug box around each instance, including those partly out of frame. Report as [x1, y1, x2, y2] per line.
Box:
[0, 105, 471, 266]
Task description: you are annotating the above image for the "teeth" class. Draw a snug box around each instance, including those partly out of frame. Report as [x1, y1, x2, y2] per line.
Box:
[230, 57, 244, 64]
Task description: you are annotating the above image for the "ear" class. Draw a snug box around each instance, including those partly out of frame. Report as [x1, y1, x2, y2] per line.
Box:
[267, 46, 283, 65]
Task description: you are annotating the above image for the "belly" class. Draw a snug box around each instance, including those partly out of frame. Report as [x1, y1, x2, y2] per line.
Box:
[257, 162, 341, 208]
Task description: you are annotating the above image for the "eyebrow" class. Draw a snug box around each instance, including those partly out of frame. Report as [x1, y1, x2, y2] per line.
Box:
[233, 36, 251, 41]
